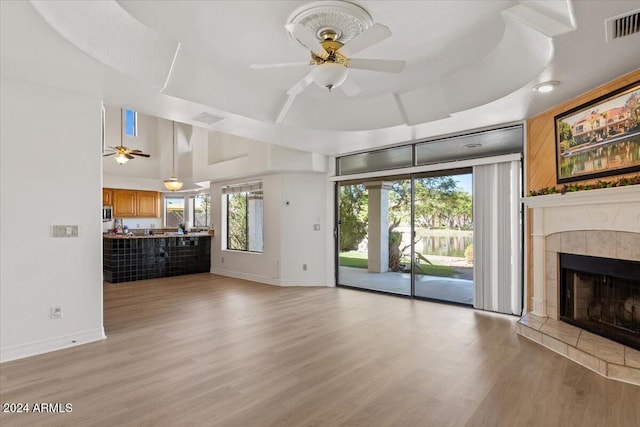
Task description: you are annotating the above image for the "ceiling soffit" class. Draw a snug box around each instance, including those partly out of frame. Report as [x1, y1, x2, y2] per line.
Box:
[29, 0, 576, 133]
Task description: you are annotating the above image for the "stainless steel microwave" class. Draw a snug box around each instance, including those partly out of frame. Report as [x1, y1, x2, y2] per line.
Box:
[102, 206, 113, 222]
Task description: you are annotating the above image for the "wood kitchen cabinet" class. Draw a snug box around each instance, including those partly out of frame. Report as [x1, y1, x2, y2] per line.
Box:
[112, 190, 137, 217]
[136, 191, 160, 218]
[102, 188, 113, 206]
[107, 188, 160, 218]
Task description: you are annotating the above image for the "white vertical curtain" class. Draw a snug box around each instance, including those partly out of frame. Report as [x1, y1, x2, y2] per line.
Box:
[473, 160, 522, 315]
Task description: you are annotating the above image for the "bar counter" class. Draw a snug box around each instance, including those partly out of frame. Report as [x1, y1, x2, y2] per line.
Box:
[103, 233, 211, 283]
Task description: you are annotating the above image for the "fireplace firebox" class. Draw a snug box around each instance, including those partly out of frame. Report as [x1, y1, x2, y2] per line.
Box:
[559, 253, 640, 350]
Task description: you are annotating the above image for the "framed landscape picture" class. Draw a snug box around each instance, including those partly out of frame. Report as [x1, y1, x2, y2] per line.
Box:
[555, 81, 640, 184]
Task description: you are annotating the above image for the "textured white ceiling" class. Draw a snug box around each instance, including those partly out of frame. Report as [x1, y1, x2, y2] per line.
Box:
[3, 1, 640, 156]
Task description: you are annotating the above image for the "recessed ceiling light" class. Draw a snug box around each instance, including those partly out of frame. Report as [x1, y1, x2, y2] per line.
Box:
[463, 143, 482, 149]
[533, 81, 560, 93]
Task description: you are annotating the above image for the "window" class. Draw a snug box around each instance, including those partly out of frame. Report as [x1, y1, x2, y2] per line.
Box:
[189, 194, 211, 228]
[125, 109, 137, 137]
[164, 196, 184, 228]
[223, 181, 263, 252]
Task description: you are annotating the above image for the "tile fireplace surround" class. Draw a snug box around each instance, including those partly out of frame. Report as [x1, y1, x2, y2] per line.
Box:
[521, 185, 640, 386]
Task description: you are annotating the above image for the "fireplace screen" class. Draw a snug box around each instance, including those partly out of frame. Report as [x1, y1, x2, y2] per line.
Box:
[559, 253, 640, 350]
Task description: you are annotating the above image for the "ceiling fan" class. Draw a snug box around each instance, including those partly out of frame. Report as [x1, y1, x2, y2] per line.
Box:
[103, 108, 150, 165]
[251, 6, 406, 123]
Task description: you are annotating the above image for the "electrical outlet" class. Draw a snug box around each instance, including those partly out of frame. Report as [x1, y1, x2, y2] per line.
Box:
[51, 306, 63, 319]
[303, 264, 307, 271]
[313, 224, 320, 231]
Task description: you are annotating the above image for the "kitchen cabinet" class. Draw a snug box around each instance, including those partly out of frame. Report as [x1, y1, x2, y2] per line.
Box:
[112, 190, 137, 217]
[137, 191, 159, 218]
[102, 188, 113, 206]
[107, 188, 160, 218]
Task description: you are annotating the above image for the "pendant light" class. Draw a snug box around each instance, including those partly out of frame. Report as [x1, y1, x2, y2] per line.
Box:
[163, 121, 183, 191]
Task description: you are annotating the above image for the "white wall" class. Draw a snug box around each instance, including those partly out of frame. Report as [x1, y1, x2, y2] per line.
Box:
[203, 127, 334, 286]
[211, 174, 282, 284]
[211, 172, 334, 287]
[279, 172, 333, 286]
[0, 76, 105, 362]
[193, 129, 327, 183]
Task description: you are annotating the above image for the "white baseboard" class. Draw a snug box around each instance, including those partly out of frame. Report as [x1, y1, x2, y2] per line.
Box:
[211, 269, 332, 287]
[279, 279, 332, 287]
[211, 268, 280, 286]
[0, 327, 106, 363]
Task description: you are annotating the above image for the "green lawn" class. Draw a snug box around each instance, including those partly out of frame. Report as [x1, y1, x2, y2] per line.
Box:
[339, 251, 456, 277]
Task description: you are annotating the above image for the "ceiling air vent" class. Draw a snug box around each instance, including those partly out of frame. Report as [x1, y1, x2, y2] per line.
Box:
[192, 112, 223, 126]
[605, 10, 640, 42]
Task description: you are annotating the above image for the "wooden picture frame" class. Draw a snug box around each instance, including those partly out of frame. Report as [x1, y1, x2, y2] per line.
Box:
[554, 81, 640, 184]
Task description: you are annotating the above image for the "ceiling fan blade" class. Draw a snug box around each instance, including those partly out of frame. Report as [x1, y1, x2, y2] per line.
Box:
[130, 152, 150, 157]
[349, 58, 406, 73]
[125, 154, 134, 159]
[285, 23, 325, 55]
[276, 95, 296, 124]
[250, 62, 309, 70]
[277, 73, 314, 123]
[340, 77, 362, 96]
[287, 72, 314, 96]
[103, 152, 116, 157]
[338, 23, 392, 57]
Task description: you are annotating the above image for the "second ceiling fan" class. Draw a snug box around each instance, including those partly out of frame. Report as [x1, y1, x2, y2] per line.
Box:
[103, 108, 150, 165]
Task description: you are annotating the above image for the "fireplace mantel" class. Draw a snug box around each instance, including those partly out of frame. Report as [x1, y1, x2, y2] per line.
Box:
[519, 184, 640, 385]
[524, 185, 640, 236]
[524, 185, 640, 316]
[523, 185, 640, 209]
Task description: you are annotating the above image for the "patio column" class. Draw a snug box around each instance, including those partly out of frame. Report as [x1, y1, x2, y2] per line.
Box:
[365, 181, 392, 273]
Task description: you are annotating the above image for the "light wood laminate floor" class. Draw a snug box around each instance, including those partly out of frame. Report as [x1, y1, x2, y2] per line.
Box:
[1, 274, 639, 426]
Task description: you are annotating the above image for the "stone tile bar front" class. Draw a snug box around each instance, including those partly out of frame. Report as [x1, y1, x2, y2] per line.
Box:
[103, 234, 211, 283]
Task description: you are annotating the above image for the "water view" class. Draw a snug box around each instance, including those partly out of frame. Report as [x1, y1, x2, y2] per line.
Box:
[417, 231, 473, 258]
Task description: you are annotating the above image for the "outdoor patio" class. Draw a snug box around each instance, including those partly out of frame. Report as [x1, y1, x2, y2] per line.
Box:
[338, 266, 473, 305]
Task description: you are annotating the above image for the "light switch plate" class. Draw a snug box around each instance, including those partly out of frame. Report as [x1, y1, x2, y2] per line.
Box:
[313, 224, 321, 231]
[52, 225, 78, 237]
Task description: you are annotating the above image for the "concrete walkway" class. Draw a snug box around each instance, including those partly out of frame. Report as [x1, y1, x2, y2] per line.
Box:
[338, 266, 473, 305]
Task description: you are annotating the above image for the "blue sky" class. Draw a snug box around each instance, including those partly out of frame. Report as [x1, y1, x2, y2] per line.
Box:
[455, 173, 473, 194]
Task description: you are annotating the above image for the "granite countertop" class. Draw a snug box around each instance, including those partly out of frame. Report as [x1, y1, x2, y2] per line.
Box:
[103, 231, 213, 239]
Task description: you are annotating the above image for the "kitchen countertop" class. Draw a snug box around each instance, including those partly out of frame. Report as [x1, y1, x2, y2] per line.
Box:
[103, 231, 213, 239]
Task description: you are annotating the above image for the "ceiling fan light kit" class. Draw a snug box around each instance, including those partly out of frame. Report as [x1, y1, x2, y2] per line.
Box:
[311, 62, 348, 92]
[115, 153, 129, 164]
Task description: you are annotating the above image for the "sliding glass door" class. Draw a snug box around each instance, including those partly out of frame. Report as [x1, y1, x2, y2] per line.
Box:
[337, 172, 473, 304]
[337, 177, 412, 296]
[335, 126, 523, 312]
[412, 171, 474, 305]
